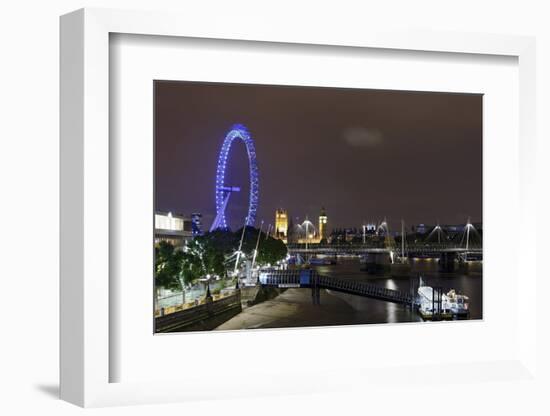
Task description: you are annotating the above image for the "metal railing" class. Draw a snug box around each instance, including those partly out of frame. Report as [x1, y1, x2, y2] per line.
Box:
[287, 243, 482, 253]
[260, 270, 413, 305]
[155, 290, 242, 332]
[157, 292, 185, 309]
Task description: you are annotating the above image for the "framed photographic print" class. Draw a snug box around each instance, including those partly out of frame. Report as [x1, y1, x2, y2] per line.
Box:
[60, 8, 538, 408]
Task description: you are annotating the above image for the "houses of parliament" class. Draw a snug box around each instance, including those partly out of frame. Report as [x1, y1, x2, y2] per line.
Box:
[273, 207, 328, 245]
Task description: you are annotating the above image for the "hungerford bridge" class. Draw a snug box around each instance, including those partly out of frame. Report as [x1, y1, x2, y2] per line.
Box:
[287, 220, 482, 259]
[286, 244, 483, 257]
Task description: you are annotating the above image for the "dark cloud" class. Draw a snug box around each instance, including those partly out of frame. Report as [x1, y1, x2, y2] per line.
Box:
[342, 127, 384, 148]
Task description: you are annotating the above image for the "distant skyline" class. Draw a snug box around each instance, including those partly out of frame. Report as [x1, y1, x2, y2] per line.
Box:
[155, 81, 482, 232]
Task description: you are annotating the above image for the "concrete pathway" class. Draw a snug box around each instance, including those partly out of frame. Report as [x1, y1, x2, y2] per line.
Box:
[215, 288, 364, 330]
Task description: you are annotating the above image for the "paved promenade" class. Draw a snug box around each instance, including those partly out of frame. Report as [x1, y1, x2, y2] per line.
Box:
[215, 288, 365, 330]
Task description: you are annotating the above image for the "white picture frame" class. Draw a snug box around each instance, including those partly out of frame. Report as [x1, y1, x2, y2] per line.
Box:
[60, 7, 537, 407]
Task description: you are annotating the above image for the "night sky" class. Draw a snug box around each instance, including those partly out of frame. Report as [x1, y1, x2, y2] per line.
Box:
[155, 81, 482, 233]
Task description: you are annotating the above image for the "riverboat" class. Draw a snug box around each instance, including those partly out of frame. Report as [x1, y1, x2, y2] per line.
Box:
[417, 279, 469, 320]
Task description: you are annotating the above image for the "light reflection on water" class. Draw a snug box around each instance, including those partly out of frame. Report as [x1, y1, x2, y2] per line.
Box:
[385, 279, 398, 290]
[315, 257, 482, 324]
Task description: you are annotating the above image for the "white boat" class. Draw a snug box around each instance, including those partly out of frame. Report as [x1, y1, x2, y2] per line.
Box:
[417, 278, 469, 318]
[445, 289, 470, 315]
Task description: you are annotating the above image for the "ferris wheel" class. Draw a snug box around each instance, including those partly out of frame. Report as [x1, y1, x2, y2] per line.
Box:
[209, 124, 259, 231]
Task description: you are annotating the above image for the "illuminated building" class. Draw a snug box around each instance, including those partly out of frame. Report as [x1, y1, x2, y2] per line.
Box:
[191, 212, 203, 237]
[364, 223, 376, 233]
[319, 207, 328, 241]
[154, 211, 193, 248]
[275, 208, 288, 243]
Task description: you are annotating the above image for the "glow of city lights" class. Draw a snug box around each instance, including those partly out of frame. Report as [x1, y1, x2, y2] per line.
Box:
[459, 218, 480, 252]
[426, 223, 446, 244]
[297, 219, 316, 237]
[377, 219, 389, 235]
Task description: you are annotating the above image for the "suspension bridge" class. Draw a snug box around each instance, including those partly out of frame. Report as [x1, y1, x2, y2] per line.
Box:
[286, 219, 482, 260]
[286, 244, 482, 256]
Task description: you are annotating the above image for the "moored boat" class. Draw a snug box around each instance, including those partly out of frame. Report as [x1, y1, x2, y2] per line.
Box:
[417, 278, 469, 320]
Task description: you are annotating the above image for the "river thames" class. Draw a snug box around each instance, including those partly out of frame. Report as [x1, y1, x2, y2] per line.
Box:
[216, 257, 482, 330]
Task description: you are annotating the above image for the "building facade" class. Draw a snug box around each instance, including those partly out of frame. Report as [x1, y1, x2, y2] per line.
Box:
[154, 211, 193, 248]
[191, 212, 203, 237]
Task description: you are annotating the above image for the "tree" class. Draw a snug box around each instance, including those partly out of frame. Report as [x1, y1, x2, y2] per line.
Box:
[228, 226, 288, 267]
[179, 239, 208, 285]
[196, 229, 239, 277]
[155, 226, 288, 300]
[155, 241, 185, 292]
[257, 235, 287, 266]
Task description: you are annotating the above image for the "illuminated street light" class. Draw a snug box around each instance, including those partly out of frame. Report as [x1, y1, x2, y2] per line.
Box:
[251, 220, 264, 274]
[234, 220, 247, 274]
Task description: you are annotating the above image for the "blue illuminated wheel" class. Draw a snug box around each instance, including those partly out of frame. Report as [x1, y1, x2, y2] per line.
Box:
[212, 124, 259, 230]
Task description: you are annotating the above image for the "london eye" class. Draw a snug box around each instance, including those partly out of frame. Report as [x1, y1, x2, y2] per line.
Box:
[210, 124, 259, 231]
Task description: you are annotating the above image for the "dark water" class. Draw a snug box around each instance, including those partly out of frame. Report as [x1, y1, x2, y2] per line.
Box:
[313, 257, 483, 324]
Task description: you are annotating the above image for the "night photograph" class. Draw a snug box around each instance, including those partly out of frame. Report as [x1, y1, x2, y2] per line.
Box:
[153, 81, 483, 333]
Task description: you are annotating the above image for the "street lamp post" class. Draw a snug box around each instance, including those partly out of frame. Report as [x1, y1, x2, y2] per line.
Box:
[401, 219, 406, 263]
[305, 220, 309, 252]
[251, 221, 264, 282]
[234, 218, 247, 275]
[465, 219, 471, 251]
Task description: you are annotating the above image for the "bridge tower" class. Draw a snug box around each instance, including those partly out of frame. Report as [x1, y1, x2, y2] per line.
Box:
[377, 219, 396, 249]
